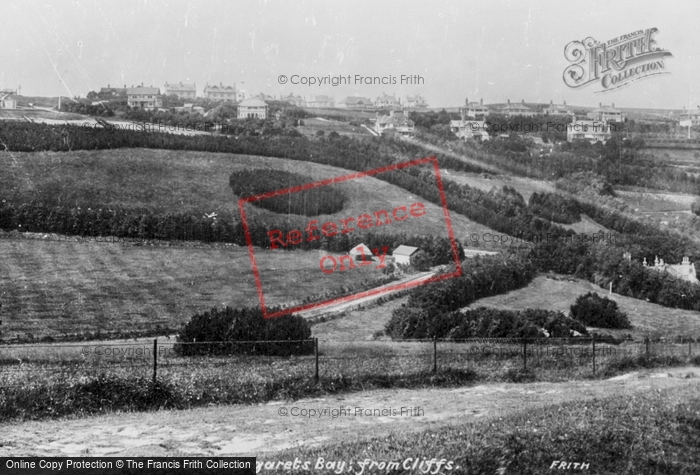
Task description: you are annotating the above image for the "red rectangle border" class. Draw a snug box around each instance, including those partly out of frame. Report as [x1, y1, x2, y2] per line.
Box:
[238, 156, 463, 319]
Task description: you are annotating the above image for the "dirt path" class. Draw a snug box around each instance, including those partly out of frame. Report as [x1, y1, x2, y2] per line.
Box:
[2, 367, 699, 457]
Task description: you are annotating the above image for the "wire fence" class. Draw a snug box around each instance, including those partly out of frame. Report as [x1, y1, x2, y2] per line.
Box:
[1, 336, 698, 385]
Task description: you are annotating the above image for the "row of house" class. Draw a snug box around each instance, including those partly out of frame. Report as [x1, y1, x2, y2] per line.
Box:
[278, 93, 429, 110]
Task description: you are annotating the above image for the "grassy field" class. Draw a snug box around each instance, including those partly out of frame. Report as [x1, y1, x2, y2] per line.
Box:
[0, 235, 395, 340]
[0, 148, 504, 244]
[439, 169, 556, 201]
[268, 382, 700, 474]
[468, 274, 700, 340]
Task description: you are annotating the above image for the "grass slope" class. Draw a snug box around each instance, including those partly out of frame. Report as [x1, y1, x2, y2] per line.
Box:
[0, 148, 503, 244]
[468, 274, 700, 340]
[0, 237, 389, 340]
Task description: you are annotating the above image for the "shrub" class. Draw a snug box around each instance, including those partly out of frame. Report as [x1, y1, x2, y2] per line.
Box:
[174, 306, 313, 356]
[570, 292, 632, 329]
[229, 169, 347, 217]
[692, 197, 700, 217]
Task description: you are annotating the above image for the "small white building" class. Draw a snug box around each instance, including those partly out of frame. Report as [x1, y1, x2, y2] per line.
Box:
[0, 93, 17, 109]
[392, 245, 419, 265]
[237, 97, 268, 119]
[643, 255, 699, 284]
[349, 243, 372, 261]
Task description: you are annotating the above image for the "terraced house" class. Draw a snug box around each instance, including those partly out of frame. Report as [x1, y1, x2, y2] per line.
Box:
[204, 83, 238, 102]
[164, 82, 197, 99]
[501, 99, 534, 117]
[461, 98, 489, 118]
[126, 86, 162, 109]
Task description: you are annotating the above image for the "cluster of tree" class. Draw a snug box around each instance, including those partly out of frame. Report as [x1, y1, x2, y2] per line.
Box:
[570, 293, 631, 329]
[385, 255, 537, 340]
[528, 192, 582, 224]
[386, 306, 588, 340]
[229, 169, 347, 216]
[174, 306, 313, 356]
[408, 109, 459, 129]
[482, 113, 573, 142]
[59, 100, 116, 117]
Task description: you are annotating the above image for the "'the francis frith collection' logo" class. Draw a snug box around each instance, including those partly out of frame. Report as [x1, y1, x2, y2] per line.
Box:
[563, 28, 672, 93]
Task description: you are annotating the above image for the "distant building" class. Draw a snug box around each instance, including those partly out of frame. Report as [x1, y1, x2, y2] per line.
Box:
[544, 100, 574, 116]
[449, 119, 489, 141]
[374, 110, 415, 136]
[282, 93, 306, 108]
[237, 97, 268, 119]
[204, 83, 237, 102]
[98, 84, 127, 98]
[337, 96, 374, 109]
[566, 119, 611, 144]
[678, 107, 700, 127]
[643, 255, 699, 284]
[392, 245, 420, 266]
[164, 82, 197, 99]
[404, 94, 429, 109]
[375, 93, 401, 109]
[588, 102, 624, 123]
[307, 95, 335, 108]
[127, 87, 162, 109]
[461, 98, 489, 118]
[501, 99, 534, 117]
[0, 93, 17, 109]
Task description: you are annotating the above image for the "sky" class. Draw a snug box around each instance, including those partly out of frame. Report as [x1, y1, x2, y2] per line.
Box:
[1, 0, 698, 109]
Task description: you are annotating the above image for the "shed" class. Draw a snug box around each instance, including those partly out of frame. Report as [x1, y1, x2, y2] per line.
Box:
[392, 245, 419, 265]
[349, 243, 372, 261]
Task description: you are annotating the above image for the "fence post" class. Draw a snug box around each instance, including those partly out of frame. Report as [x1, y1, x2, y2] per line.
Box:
[433, 336, 437, 373]
[690, 339, 693, 357]
[592, 334, 596, 376]
[153, 338, 157, 384]
[645, 337, 650, 359]
[314, 338, 319, 382]
[523, 337, 527, 370]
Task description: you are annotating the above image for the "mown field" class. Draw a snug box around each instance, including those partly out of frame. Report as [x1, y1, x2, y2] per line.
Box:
[0, 236, 392, 340]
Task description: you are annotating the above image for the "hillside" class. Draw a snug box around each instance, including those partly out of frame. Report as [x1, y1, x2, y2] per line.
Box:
[0, 148, 508, 245]
[466, 274, 700, 340]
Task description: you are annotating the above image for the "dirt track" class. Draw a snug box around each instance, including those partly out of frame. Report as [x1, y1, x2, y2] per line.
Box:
[2, 367, 699, 457]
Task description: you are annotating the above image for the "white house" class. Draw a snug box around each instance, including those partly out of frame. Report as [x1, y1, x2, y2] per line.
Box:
[0, 93, 17, 109]
[587, 102, 624, 123]
[392, 245, 419, 265]
[349, 243, 373, 261]
[237, 97, 268, 119]
[461, 98, 489, 118]
[566, 119, 612, 144]
[544, 100, 574, 117]
[643, 255, 699, 284]
[501, 99, 534, 117]
[374, 110, 415, 136]
[164, 82, 197, 99]
[127, 87, 162, 109]
[449, 119, 489, 141]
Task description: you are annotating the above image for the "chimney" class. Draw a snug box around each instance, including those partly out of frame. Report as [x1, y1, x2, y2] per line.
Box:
[507, 99, 511, 105]
[480, 98, 483, 105]
[108, 84, 110, 88]
[612, 102, 615, 108]
[550, 100, 553, 105]
[466, 98, 469, 105]
[599, 102, 602, 108]
[522, 99, 525, 104]
[564, 100, 567, 106]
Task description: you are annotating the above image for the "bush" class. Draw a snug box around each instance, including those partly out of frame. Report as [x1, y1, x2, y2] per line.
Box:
[229, 169, 347, 217]
[692, 197, 700, 217]
[174, 306, 313, 356]
[570, 292, 632, 329]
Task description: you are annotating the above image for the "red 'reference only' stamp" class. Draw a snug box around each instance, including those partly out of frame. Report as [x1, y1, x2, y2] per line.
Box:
[238, 156, 463, 319]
